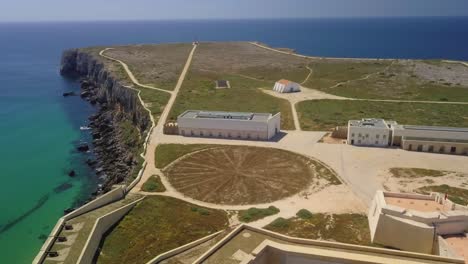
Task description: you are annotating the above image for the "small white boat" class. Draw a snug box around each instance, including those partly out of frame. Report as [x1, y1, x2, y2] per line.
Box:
[80, 126, 91, 131]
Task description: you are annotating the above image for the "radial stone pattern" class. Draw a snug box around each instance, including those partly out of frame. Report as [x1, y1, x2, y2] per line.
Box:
[164, 146, 319, 205]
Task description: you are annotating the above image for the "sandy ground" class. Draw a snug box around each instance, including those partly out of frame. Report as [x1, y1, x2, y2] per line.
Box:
[379, 170, 468, 193]
[155, 131, 468, 206]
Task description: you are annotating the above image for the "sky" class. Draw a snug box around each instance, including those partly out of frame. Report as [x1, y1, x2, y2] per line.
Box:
[1, 0, 468, 22]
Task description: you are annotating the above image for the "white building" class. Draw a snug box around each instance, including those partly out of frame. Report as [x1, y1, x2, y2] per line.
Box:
[347, 119, 392, 147]
[177, 110, 281, 140]
[347, 118, 468, 155]
[368, 190, 468, 258]
[272, 79, 301, 93]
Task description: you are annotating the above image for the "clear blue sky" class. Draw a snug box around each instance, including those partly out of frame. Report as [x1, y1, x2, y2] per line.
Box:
[2, 0, 468, 22]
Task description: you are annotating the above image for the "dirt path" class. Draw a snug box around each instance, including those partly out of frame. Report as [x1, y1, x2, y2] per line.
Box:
[99, 48, 174, 95]
[99, 43, 198, 193]
[300, 65, 313, 85]
[131, 43, 198, 192]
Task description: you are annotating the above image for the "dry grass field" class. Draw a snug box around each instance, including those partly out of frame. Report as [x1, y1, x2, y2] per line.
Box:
[163, 146, 340, 205]
[103, 44, 193, 90]
[303, 59, 468, 101]
[264, 213, 374, 247]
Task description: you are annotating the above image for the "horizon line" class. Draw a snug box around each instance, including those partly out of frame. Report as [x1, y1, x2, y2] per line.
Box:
[1, 15, 468, 23]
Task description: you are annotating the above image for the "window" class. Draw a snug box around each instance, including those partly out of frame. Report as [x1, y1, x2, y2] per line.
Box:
[190, 130, 194, 136]
[375, 141, 379, 144]
[351, 133, 355, 137]
[383, 135, 387, 139]
[365, 134, 369, 138]
[219, 132, 222, 138]
[358, 133, 362, 137]
[428, 146, 434, 152]
[440, 146, 445, 153]
[408, 144, 412, 151]
[376, 134, 380, 139]
[417, 145, 423, 152]
[451, 146, 457, 153]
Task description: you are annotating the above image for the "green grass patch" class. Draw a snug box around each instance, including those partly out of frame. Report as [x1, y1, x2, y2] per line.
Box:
[141, 175, 166, 192]
[169, 70, 295, 129]
[297, 99, 468, 131]
[303, 60, 390, 90]
[265, 213, 374, 246]
[296, 209, 313, 219]
[416, 185, 468, 206]
[97, 196, 228, 264]
[389, 168, 448, 178]
[137, 88, 171, 123]
[238, 206, 280, 223]
[155, 144, 220, 169]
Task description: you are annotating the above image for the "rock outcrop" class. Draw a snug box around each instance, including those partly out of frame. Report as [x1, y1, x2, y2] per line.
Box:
[60, 49, 150, 192]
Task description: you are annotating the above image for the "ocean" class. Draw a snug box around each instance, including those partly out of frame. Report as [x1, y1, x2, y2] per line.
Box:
[0, 17, 467, 263]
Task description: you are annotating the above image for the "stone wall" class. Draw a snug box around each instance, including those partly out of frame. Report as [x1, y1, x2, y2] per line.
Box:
[76, 197, 144, 264]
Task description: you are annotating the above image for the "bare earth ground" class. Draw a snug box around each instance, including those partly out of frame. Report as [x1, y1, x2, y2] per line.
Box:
[379, 169, 468, 193]
[155, 131, 468, 207]
[163, 146, 339, 205]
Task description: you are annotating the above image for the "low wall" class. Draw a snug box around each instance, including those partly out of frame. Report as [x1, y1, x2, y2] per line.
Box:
[32, 218, 66, 264]
[76, 197, 144, 264]
[32, 186, 126, 264]
[374, 214, 435, 254]
[64, 186, 125, 220]
[126, 162, 147, 192]
[194, 225, 464, 264]
[146, 230, 223, 264]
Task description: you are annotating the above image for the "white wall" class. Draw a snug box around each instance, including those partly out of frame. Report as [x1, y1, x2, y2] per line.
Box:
[76, 198, 144, 264]
[347, 125, 390, 146]
[267, 113, 281, 139]
[273, 82, 300, 93]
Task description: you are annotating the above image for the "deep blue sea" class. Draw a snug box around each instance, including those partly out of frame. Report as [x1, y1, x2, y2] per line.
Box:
[0, 17, 468, 263]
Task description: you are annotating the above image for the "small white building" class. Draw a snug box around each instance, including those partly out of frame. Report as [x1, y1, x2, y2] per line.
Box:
[177, 110, 281, 140]
[347, 118, 392, 147]
[273, 79, 301, 93]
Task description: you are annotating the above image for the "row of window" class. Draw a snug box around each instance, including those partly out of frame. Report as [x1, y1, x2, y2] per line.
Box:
[408, 144, 460, 153]
[350, 139, 383, 145]
[181, 130, 260, 139]
[351, 133, 387, 139]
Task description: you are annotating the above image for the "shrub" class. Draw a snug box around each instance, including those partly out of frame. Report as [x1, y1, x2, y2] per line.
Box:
[141, 175, 166, 192]
[269, 217, 289, 229]
[296, 209, 313, 219]
[238, 206, 280, 223]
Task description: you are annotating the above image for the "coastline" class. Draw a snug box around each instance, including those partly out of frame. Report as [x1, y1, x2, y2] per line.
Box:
[60, 49, 151, 196]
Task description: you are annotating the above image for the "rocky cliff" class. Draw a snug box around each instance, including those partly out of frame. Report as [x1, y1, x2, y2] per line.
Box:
[61, 49, 150, 192]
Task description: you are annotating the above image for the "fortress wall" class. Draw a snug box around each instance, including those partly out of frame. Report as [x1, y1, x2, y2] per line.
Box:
[63, 186, 126, 220]
[76, 197, 144, 264]
[146, 230, 223, 264]
[373, 214, 435, 254]
[32, 218, 66, 264]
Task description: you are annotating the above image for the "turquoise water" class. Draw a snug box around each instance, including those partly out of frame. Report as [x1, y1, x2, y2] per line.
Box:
[0, 18, 467, 263]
